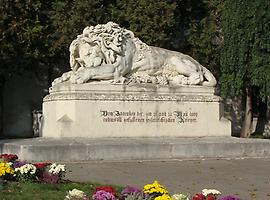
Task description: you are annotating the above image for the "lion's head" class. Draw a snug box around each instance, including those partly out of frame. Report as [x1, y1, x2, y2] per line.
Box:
[69, 22, 150, 72]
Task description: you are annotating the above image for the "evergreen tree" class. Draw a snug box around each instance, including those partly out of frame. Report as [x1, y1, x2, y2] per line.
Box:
[50, 0, 115, 66]
[0, 0, 54, 135]
[111, 0, 177, 49]
[0, 0, 53, 78]
[221, 0, 270, 137]
[187, 0, 223, 78]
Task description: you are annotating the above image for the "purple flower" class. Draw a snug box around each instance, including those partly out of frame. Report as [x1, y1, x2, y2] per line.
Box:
[38, 171, 60, 183]
[121, 186, 141, 196]
[13, 161, 28, 168]
[92, 190, 117, 200]
[219, 195, 241, 200]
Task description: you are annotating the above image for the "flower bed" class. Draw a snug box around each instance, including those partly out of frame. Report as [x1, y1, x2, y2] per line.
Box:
[0, 154, 65, 184]
[0, 154, 241, 200]
[66, 181, 241, 200]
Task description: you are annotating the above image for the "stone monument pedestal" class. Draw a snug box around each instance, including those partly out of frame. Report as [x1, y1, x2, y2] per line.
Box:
[42, 82, 231, 138]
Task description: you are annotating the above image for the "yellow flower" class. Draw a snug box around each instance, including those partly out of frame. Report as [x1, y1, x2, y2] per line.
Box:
[155, 194, 173, 200]
[150, 188, 156, 194]
[0, 161, 14, 178]
[143, 181, 169, 195]
[144, 184, 152, 190]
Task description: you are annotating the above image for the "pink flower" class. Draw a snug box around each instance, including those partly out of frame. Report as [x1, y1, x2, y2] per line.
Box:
[94, 186, 116, 196]
[92, 190, 116, 200]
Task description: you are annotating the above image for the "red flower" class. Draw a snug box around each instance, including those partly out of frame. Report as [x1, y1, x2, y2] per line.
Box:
[207, 194, 217, 200]
[94, 186, 116, 196]
[192, 193, 205, 200]
[33, 162, 51, 169]
[0, 154, 18, 162]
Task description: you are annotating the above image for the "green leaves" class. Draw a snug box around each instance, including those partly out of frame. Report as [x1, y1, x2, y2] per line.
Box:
[0, 0, 53, 77]
[1, 0, 267, 99]
[50, 0, 114, 61]
[221, 0, 270, 98]
[186, 0, 224, 78]
[111, 0, 177, 48]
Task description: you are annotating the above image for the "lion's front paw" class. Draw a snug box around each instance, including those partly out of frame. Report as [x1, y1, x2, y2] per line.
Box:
[52, 71, 73, 86]
[70, 68, 92, 84]
[111, 76, 126, 84]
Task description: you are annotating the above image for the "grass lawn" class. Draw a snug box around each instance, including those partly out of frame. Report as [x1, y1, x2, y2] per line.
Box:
[0, 181, 123, 200]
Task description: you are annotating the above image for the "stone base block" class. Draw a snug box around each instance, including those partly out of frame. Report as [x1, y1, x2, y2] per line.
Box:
[42, 82, 231, 138]
[2, 137, 270, 161]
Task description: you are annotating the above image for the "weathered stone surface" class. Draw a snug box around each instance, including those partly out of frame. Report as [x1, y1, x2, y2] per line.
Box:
[42, 82, 230, 138]
[41, 22, 230, 139]
[53, 22, 216, 87]
[1, 137, 270, 162]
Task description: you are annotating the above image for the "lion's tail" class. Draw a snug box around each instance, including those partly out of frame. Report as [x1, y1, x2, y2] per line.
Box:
[202, 66, 217, 87]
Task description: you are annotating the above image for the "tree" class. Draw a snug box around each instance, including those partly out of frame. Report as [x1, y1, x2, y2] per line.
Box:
[111, 0, 177, 49]
[49, 0, 115, 69]
[221, 0, 270, 137]
[186, 0, 224, 78]
[0, 0, 55, 78]
[0, 0, 54, 136]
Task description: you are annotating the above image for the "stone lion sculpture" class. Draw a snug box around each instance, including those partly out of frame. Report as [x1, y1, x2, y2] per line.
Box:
[53, 22, 217, 87]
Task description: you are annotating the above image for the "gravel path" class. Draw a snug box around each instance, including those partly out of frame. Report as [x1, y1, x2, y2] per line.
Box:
[64, 157, 270, 200]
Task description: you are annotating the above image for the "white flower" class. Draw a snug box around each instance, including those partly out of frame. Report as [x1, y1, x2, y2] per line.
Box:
[65, 189, 85, 199]
[172, 193, 190, 200]
[48, 163, 66, 174]
[69, 189, 85, 197]
[15, 164, 36, 175]
[50, 163, 57, 168]
[202, 189, 221, 196]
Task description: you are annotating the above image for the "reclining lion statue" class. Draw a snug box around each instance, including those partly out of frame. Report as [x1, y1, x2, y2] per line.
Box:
[53, 22, 217, 87]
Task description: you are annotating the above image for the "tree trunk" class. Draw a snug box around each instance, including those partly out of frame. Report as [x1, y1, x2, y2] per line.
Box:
[240, 86, 253, 138]
[254, 96, 268, 134]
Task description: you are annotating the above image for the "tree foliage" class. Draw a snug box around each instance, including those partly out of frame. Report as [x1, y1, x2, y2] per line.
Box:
[0, 0, 53, 80]
[187, 0, 223, 78]
[1, 0, 223, 81]
[221, 0, 270, 137]
[0, 0, 55, 135]
[110, 0, 177, 49]
[49, 0, 193, 69]
[3, 0, 269, 137]
[221, 0, 270, 99]
[50, 0, 115, 62]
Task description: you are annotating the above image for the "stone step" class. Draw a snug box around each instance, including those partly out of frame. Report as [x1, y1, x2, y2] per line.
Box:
[1, 137, 270, 162]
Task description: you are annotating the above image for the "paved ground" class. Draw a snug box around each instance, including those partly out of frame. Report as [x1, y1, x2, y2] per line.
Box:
[64, 157, 270, 200]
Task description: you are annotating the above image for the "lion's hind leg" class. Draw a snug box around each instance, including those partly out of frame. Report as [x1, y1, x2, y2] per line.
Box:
[168, 72, 203, 86]
[201, 67, 217, 86]
[167, 55, 206, 86]
[168, 75, 188, 85]
[188, 73, 204, 85]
